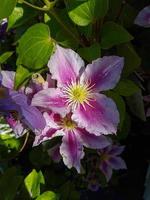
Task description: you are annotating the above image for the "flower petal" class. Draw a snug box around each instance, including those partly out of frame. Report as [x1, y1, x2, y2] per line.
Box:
[134, 6, 150, 28]
[107, 156, 127, 170]
[33, 112, 64, 146]
[72, 93, 119, 135]
[6, 116, 26, 138]
[1, 70, 15, 89]
[48, 45, 84, 86]
[33, 127, 58, 146]
[32, 88, 69, 116]
[107, 145, 125, 156]
[21, 106, 46, 133]
[60, 131, 84, 173]
[75, 128, 110, 149]
[81, 56, 124, 92]
[47, 144, 61, 163]
[99, 161, 112, 182]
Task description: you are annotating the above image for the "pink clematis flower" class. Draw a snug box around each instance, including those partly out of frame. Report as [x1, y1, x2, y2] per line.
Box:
[134, 6, 150, 28]
[33, 112, 110, 173]
[32, 45, 124, 136]
[99, 145, 127, 182]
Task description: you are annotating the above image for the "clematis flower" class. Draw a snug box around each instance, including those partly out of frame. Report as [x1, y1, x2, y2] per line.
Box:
[134, 6, 150, 28]
[0, 70, 46, 136]
[32, 45, 124, 136]
[99, 145, 127, 182]
[33, 112, 110, 172]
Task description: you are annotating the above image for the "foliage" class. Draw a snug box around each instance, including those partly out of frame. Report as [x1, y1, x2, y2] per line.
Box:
[0, 0, 149, 199]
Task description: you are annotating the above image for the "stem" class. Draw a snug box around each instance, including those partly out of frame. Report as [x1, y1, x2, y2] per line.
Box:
[20, 0, 48, 11]
[19, 132, 29, 152]
[115, 0, 126, 22]
[48, 10, 85, 47]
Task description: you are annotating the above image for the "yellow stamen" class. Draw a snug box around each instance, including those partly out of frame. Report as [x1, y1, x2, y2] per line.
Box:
[63, 81, 94, 109]
[61, 116, 76, 130]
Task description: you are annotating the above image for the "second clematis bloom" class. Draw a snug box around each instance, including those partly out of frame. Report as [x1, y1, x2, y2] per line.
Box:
[33, 112, 110, 172]
[32, 45, 124, 136]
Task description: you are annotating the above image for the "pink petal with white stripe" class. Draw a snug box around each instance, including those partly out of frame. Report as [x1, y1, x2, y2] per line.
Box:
[75, 128, 110, 149]
[60, 131, 84, 173]
[32, 88, 69, 116]
[48, 45, 84, 87]
[72, 93, 119, 135]
[81, 56, 124, 92]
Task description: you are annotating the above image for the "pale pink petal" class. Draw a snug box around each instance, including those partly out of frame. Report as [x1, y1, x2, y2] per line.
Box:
[107, 156, 127, 170]
[72, 93, 119, 135]
[1, 70, 15, 89]
[75, 128, 110, 149]
[81, 56, 124, 92]
[31, 88, 69, 116]
[48, 45, 84, 87]
[99, 161, 112, 182]
[134, 6, 150, 28]
[60, 131, 84, 173]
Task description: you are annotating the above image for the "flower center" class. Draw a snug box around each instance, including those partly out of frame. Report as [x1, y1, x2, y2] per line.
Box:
[62, 116, 76, 130]
[63, 81, 94, 109]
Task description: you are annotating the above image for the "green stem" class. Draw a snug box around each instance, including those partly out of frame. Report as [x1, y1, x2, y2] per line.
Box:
[20, 0, 48, 11]
[49, 10, 85, 47]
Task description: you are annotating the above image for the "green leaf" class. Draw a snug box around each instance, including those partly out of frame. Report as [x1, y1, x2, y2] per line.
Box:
[14, 65, 32, 89]
[0, 52, 13, 64]
[36, 191, 59, 200]
[67, 0, 109, 26]
[7, 6, 23, 30]
[0, 0, 17, 20]
[24, 169, 45, 198]
[8, 5, 37, 30]
[117, 43, 141, 76]
[117, 113, 131, 140]
[114, 79, 139, 96]
[101, 21, 133, 49]
[126, 90, 146, 121]
[0, 167, 23, 200]
[105, 91, 126, 129]
[77, 43, 101, 62]
[17, 23, 54, 70]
